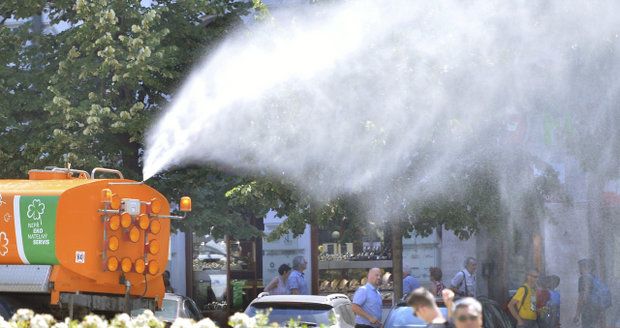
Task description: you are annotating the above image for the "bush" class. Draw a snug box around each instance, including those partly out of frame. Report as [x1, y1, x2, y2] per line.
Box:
[2, 309, 315, 328]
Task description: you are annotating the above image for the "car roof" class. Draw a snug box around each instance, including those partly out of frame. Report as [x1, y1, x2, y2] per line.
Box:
[163, 293, 184, 301]
[250, 294, 351, 307]
[385, 304, 449, 328]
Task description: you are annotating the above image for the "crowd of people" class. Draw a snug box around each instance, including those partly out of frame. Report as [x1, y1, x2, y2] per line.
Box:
[263, 256, 309, 295]
[264, 255, 610, 328]
[353, 256, 565, 328]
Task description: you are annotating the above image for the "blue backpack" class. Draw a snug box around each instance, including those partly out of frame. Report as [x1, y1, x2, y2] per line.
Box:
[589, 275, 612, 310]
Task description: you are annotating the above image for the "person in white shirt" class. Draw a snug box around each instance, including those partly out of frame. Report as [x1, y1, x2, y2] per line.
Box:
[450, 257, 477, 297]
[265, 264, 291, 295]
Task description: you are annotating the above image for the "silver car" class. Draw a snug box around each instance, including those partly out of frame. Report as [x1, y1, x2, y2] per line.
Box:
[245, 293, 356, 327]
[132, 293, 202, 323]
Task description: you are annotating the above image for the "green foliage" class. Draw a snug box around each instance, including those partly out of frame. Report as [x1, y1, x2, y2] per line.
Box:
[0, 0, 269, 237]
[150, 167, 262, 239]
[0, 0, 254, 179]
[226, 148, 566, 242]
[0, 0, 565, 241]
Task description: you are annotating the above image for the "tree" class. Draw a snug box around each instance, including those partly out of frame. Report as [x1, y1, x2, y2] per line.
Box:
[557, 40, 620, 278]
[0, 0, 254, 179]
[0, 1, 270, 238]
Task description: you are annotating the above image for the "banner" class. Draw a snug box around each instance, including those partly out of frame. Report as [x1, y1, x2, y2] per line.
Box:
[13, 196, 60, 264]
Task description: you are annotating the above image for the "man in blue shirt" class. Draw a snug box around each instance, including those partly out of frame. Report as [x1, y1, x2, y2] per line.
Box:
[352, 268, 383, 328]
[288, 256, 309, 295]
[403, 265, 421, 297]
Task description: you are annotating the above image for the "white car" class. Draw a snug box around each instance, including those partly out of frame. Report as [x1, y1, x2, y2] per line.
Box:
[244, 293, 355, 327]
[132, 293, 202, 324]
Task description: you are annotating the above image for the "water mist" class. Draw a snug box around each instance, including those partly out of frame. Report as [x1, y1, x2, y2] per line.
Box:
[144, 1, 620, 324]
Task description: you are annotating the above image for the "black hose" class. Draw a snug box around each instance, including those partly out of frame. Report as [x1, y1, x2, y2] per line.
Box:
[141, 269, 149, 298]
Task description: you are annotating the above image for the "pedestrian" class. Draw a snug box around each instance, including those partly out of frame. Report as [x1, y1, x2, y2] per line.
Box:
[450, 257, 477, 297]
[508, 269, 539, 328]
[163, 270, 174, 293]
[265, 264, 291, 295]
[352, 268, 383, 328]
[407, 287, 451, 327]
[536, 276, 552, 328]
[288, 256, 309, 295]
[403, 264, 421, 297]
[547, 275, 561, 328]
[452, 297, 484, 328]
[430, 267, 446, 297]
[572, 259, 609, 328]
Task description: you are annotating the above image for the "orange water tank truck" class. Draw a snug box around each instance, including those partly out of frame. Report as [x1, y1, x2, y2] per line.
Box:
[0, 167, 191, 318]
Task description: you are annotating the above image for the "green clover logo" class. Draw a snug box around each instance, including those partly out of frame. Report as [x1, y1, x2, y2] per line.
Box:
[27, 199, 46, 221]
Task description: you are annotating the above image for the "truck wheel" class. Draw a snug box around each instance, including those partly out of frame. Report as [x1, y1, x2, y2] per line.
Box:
[0, 298, 16, 320]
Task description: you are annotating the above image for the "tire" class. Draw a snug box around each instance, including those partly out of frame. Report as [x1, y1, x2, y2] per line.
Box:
[0, 297, 16, 320]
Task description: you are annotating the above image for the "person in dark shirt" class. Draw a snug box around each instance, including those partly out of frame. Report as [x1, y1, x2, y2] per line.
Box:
[163, 270, 174, 293]
[430, 267, 446, 297]
[573, 259, 604, 328]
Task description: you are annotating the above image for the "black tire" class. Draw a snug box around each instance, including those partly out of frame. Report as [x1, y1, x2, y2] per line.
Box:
[0, 297, 16, 320]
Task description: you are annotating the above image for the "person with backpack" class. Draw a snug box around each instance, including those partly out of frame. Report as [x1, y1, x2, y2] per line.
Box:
[572, 259, 611, 328]
[450, 257, 477, 298]
[508, 269, 540, 328]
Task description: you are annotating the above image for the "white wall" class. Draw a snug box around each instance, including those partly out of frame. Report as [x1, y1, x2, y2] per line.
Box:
[262, 210, 312, 292]
[167, 230, 187, 296]
[440, 228, 477, 290]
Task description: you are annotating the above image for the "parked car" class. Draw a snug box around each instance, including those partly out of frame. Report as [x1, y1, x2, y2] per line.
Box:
[244, 293, 355, 327]
[383, 300, 448, 328]
[384, 297, 514, 328]
[132, 293, 202, 324]
[478, 297, 514, 328]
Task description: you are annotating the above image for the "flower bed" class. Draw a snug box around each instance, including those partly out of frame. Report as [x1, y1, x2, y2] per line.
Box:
[3, 309, 313, 328]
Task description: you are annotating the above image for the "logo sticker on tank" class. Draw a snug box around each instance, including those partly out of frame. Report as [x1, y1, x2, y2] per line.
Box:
[13, 196, 60, 264]
[0, 232, 8, 256]
[75, 251, 85, 264]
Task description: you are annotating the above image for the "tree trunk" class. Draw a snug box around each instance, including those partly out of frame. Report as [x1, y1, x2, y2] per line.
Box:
[392, 224, 403, 302]
[586, 173, 607, 277]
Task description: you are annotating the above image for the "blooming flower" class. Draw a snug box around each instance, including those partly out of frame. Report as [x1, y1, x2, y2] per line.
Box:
[228, 313, 256, 328]
[194, 318, 218, 328]
[110, 313, 132, 328]
[81, 314, 108, 328]
[171, 318, 194, 328]
[51, 318, 71, 328]
[31, 314, 56, 328]
[12, 308, 34, 323]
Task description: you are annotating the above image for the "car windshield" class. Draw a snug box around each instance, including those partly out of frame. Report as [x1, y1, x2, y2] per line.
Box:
[155, 299, 178, 322]
[384, 306, 449, 328]
[245, 303, 334, 326]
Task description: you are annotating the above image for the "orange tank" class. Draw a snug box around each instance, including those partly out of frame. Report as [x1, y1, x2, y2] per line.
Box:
[0, 167, 186, 313]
